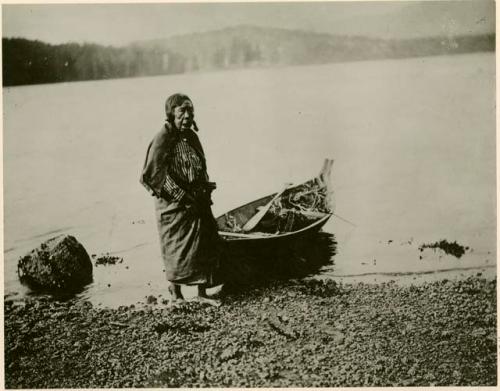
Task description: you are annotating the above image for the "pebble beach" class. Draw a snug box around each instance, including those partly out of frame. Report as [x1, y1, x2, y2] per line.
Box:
[5, 276, 496, 388]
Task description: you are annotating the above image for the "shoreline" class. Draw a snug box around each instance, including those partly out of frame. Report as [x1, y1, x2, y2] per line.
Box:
[5, 276, 497, 388]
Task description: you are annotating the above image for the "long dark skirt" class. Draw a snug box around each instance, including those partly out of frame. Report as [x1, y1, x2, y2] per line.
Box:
[155, 197, 221, 286]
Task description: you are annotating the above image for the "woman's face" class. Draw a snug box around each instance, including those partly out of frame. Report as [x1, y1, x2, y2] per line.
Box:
[173, 100, 194, 131]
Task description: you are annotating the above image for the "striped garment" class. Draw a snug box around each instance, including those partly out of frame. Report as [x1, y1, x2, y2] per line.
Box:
[162, 137, 209, 202]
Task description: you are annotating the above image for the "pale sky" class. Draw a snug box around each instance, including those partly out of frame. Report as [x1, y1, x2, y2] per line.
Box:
[2, 1, 495, 46]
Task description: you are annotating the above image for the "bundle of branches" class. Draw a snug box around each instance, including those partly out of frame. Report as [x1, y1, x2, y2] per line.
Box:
[255, 180, 332, 234]
[224, 179, 333, 234]
[270, 179, 332, 216]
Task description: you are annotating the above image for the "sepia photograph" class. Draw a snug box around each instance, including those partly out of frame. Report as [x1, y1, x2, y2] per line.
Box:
[2, 0, 496, 387]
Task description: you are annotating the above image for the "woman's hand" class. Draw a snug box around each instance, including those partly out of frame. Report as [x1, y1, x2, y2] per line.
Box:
[182, 192, 197, 211]
[182, 183, 215, 216]
[182, 191, 205, 216]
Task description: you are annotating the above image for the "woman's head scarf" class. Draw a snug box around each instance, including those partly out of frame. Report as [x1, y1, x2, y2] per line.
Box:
[165, 93, 198, 131]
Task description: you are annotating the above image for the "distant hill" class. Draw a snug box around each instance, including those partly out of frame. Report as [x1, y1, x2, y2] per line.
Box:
[3, 25, 495, 87]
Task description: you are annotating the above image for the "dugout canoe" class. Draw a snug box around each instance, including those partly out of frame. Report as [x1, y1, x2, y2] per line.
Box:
[216, 159, 334, 244]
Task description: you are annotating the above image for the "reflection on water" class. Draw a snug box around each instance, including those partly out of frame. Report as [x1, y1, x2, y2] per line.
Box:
[18, 276, 89, 298]
[221, 232, 337, 290]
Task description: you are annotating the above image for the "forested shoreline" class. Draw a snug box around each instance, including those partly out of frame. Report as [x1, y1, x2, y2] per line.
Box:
[3, 26, 495, 86]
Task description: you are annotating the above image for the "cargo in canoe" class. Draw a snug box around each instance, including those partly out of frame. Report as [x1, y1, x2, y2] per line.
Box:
[216, 159, 334, 245]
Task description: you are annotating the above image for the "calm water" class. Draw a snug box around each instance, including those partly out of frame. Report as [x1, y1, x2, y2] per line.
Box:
[3, 53, 496, 306]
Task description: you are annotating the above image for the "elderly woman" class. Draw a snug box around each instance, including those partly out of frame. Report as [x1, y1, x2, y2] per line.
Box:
[140, 93, 221, 306]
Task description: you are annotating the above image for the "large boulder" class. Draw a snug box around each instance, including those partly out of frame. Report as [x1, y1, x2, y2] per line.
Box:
[18, 235, 93, 290]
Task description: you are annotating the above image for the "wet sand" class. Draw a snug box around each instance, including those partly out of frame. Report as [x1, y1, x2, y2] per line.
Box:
[5, 276, 496, 388]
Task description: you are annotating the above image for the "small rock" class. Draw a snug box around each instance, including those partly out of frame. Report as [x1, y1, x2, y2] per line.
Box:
[95, 255, 123, 266]
[471, 328, 487, 337]
[220, 346, 240, 361]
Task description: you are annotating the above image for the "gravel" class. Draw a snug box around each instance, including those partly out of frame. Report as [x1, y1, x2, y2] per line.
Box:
[4, 277, 497, 388]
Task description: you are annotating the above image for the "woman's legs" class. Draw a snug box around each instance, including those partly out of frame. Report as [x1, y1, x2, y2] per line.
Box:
[197, 284, 207, 298]
[196, 284, 221, 307]
[168, 283, 184, 301]
[168, 283, 220, 306]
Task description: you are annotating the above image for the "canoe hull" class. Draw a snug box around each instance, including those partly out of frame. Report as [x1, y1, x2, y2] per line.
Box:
[218, 213, 332, 247]
[216, 183, 332, 245]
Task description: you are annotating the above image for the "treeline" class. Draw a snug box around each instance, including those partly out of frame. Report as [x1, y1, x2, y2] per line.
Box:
[2, 39, 183, 86]
[3, 26, 495, 87]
